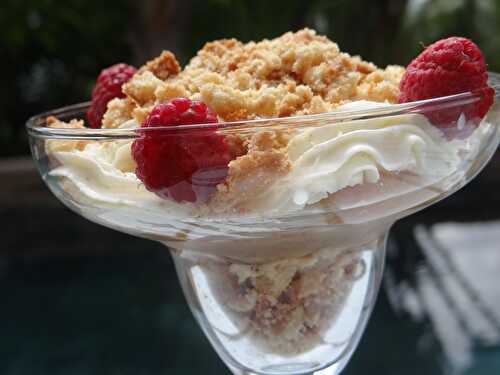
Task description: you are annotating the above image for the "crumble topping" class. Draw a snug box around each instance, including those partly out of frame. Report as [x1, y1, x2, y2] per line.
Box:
[102, 97, 136, 129]
[116, 28, 403, 126]
[46, 116, 89, 152]
[123, 71, 163, 107]
[138, 50, 181, 80]
[356, 65, 405, 103]
[208, 131, 292, 214]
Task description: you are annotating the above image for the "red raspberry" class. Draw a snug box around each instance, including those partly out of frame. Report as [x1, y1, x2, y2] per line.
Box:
[87, 63, 137, 128]
[399, 37, 494, 138]
[132, 98, 232, 203]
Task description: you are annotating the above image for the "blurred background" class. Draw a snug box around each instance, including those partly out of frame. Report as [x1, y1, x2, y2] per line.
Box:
[1, 0, 500, 374]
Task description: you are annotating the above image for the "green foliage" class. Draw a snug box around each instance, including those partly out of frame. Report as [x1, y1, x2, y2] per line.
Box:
[0, 0, 133, 155]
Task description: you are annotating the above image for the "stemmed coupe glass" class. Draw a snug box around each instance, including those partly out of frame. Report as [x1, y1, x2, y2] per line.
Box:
[26, 74, 500, 375]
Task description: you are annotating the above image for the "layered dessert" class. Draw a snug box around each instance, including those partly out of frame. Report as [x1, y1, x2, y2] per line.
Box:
[194, 246, 364, 354]
[45, 29, 493, 220]
[43, 30, 495, 356]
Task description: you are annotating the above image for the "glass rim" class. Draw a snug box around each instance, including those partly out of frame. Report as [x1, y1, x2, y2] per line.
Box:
[26, 72, 500, 140]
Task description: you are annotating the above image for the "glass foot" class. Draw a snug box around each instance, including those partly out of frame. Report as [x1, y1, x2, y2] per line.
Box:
[171, 232, 387, 375]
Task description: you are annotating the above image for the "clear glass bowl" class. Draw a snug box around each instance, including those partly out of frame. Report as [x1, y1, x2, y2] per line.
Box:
[26, 73, 500, 375]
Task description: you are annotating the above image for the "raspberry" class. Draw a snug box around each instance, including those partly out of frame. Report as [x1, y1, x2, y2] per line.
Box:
[132, 98, 232, 203]
[87, 63, 137, 128]
[399, 37, 494, 138]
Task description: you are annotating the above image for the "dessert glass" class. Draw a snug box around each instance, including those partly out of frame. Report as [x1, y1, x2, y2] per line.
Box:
[27, 74, 500, 375]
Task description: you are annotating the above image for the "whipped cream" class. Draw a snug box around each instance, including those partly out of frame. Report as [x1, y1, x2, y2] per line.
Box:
[49, 120, 194, 215]
[237, 101, 467, 213]
[51, 141, 154, 206]
[49, 101, 482, 217]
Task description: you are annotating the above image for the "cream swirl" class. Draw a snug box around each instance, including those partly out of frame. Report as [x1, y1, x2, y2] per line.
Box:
[286, 113, 458, 205]
[245, 101, 476, 213]
[51, 141, 157, 205]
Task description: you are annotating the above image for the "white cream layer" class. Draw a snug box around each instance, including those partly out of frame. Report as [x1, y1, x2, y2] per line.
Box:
[51, 141, 152, 205]
[49, 101, 480, 215]
[49, 120, 193, 214]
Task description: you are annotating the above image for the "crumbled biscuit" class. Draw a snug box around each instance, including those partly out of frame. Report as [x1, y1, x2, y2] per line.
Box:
[46, 116, 84, 128]
[307, 95, 330, 114]
[123, 71, 164, 106]
[45, 116, 89, 152]
[132, 104, 155, 125]
[246, 129, 291, 151]
[356, 65, 405, 103]
[225, 134, 247, 159]
[208, 131, 291, 214]
[115, 28, 404, 123]
[102, 97, 136, 129]
[353, 57, 378, 75]
[139, 50, 181, 80]
[198, 83, 248, 119]
[206, 248, 362, 353]
[155, 82, 189, 102]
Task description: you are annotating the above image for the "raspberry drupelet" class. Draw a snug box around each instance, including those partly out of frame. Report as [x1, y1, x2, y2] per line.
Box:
[132, 98, 233, 203]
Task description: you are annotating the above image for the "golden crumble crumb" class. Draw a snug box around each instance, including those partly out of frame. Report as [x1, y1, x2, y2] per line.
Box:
[307, 95, 330, 114]
[221, 108, 254, 122]
[198, 83, 248, 119]
[208, 131, 291, 214]
[155, 82, 189, 102]
[114, 28, 404, 123]
[139, 50, 181, 80]
[46, 116, 89, 152]
[46, 116, 84, 129]
[246, 130, 290, 152]
[352, 56, 378, 75]
[355, 65, 405, 103]
[225, 134, 247, 159]
[102, 97, 136, 129]
[132, 104, 154, 125]
[123, 71, 164, 106]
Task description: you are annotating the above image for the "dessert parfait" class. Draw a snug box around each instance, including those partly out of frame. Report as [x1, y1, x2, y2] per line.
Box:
[28, 29, 499, 374]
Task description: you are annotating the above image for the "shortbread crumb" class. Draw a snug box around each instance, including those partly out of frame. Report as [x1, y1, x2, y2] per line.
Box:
[123, 71, 164, 106]
[102, 97, 136, 129]
[203, 247, 362, 354]
[139, 50, 181, 80]
[356, 65, 405, 103]
[123, 28, 404, 122]
[46, 116, 89, 152]
[208, 131, 291, 214]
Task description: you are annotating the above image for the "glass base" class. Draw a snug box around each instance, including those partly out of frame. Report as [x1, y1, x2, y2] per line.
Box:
[170, 232, 388, 375]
